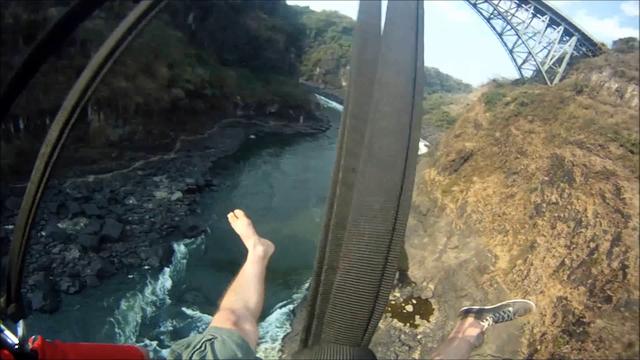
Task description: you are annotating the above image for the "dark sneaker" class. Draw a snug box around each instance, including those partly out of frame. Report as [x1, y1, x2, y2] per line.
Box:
[458, 299, 536, 331]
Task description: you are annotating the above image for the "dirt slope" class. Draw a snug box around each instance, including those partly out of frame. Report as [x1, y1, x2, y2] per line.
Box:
[371, 50, 639, 359]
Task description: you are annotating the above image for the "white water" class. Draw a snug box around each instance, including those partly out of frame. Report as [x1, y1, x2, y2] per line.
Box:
[23, 94, 341, 356]
[314, 94, 344, 111]
[256, 280, 310, 359]
[105, 235, 205, 357]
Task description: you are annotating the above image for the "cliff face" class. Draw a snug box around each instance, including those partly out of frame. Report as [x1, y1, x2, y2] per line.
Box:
[292, 6, 354, 91]
[0, 1, 314, 182]
[372, 49, 639, 359]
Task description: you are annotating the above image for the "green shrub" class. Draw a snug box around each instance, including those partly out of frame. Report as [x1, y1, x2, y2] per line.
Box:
[482, 89, 506, 110]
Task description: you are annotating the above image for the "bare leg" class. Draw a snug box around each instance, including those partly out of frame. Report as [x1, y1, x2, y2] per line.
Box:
[431, 317, 484, 359]
[210, 209, 275, 350]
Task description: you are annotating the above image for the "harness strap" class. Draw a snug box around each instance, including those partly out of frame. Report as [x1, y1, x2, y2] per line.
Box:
[296, 0, 424, 357]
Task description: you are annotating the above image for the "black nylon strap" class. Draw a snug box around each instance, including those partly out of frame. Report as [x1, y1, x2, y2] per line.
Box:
[302, 0, 381, 349]
[295, 0, 424, 357]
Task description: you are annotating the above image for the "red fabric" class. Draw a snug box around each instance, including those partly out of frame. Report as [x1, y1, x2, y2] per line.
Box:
[29, 336, 147, 360]
[0, 349, 16, 360]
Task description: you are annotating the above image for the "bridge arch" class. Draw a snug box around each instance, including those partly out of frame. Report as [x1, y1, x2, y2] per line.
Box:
[465, 0, 604, 85]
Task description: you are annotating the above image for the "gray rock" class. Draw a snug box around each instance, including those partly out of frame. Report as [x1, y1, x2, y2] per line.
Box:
[67, 201, 82, 216]
[124, 196, 137, 205]
[27, 289, 60, 313]
[93, 196, 108, 209]
[122, 253, 141, 267]
[4, 196, 21, 211]
[26, 272, 60, 313]
[49, 229, 69, 243]
[82, 203, 102, 216]
[62, 245, 81, 263]
[56, 202, 70, 219]
[85, 275, 100, 287]
[80, 218, 103, 235]
[170, 191, 183, 201]
[78, 234, 100, 251]
[86, 258, 116, 279]
[33, 258, 53, 271]
[100, 219, 124, 242]
[154, 191, 169, 199]
[180, 221, 204, 238]
[58, 276, 83, 294]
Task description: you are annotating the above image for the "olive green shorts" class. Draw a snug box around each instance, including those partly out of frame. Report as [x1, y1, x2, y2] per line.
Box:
[168, 326, 259, 359]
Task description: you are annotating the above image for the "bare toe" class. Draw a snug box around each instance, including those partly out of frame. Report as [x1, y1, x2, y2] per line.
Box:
[233, 209, 246, 218]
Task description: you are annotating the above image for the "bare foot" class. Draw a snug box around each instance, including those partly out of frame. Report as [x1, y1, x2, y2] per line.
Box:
[227, 209, 275, 259]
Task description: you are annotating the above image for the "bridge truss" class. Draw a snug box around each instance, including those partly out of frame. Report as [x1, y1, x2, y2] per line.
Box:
[466, 0, 604, 85]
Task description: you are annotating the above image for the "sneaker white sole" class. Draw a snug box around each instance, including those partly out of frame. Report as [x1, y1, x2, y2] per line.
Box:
[459, 299, 536, 314]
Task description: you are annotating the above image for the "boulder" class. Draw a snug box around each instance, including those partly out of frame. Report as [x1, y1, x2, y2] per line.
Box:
[27, 289, 61, 313]
[122, 253, 141, 267]
[154, 191, 169, 199]
[26, 272, 60, 313]
[62, 245, 81, 263]
[93, 196, 108, 209]
[58, 276, 83, 294]
[33, 257, 53, 271]
[180, 221, 204, 238]
[86, 258, 116, 279]
[100, 219, 124, 242]
[80, 218, 103, 235]
[4, 196, 21, 211]
[82, 204, 102, 217]
[157, 243, 174, 267]
[124, 196, 137, 205]
[54, 202, 70, 219]
[84, 275, 100, 287]
[67, 201, 82, 216]
[49, 229, 69, 243]
[170, 191, 183, 201]
[78, 234, 100, 251]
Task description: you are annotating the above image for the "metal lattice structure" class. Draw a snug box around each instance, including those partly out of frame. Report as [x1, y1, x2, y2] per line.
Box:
[466, 0, 603, 85]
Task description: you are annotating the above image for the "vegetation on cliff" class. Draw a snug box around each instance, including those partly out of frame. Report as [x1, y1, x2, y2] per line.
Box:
[291, 5, 355, 90]
[0, 0, 314, 181]
[374, 42, 639, 359]
[424, 66, 473, 95]
[421, 68, 474, 145]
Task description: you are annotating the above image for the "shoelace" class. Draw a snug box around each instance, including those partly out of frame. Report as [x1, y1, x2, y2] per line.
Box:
[479, 307, 514, 330]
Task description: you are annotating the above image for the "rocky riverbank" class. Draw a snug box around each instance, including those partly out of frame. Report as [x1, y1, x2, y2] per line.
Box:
[1, 112, 331, 315]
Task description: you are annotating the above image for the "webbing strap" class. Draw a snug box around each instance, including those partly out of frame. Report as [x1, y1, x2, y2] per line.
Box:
[296, 0, 424, 357]
[302, 0, 381, 348]
[1, 0, 166, 322]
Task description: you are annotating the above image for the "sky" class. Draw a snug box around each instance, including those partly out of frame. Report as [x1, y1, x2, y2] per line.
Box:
[286, 0, 640, 86]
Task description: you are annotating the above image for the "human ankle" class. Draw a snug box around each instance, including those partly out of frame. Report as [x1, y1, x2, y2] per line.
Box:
[247, 242, 273, 260]
[449, 318, 484, 347]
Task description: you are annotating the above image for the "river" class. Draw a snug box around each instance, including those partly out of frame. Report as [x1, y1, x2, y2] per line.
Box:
[25, 96, 343, 359]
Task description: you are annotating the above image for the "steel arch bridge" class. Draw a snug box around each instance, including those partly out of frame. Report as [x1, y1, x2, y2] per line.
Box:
[465, 0, 604, 85]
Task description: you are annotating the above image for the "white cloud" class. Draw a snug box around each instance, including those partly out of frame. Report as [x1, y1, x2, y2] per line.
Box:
[573, 10, 639, 44]
[620, 1, 640, 17]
